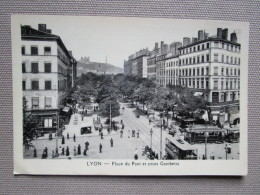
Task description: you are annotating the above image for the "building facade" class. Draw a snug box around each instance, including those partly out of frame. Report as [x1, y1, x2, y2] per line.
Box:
[22, 24, 76, 132]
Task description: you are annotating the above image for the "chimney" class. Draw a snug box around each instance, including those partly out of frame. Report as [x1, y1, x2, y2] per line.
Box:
[161, 41, 164, 53]
[183, 37, 191, 46]
[198, 30, 204, 41]
[217, 28, 222, 38]
[46, 29, 52, 34]
[230, 32, 237, 43]
[222, 28, 228, 40]
[38, 24, 47, 32]
[155, 42, 158, 50]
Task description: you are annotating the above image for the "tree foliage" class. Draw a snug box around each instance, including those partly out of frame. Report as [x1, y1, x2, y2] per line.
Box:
[23, 97, 39, 149]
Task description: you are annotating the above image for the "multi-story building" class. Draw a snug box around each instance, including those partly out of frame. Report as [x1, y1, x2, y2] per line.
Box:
[147, 42, 160, 80]
[178, 28, 240, 121]
[22, 24, 76, 132]
[124, 48, 150, 78]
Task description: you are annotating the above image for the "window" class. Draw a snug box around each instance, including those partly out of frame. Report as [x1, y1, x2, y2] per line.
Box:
[226, 68, 229, 76]
[197, 56, 200, 63]
[22, 62, 26, 73]
[214, 67, 218, 76]
[230, 80, 233, 89]
[206, 54, 209, 62]
[193, 69, 195, 76]
[230, 69, 233, 76]
[234, 57, 237, 64]
[206, 79, 209, 89]
[45, 81, 52, 90]
[238, 69, 240, 75]
[214, 53, 218, 62]
[193, 79, 195, 88]
[193, 46, 196, 52]
[214, 41, 219, 48]
[206, 43, 209, 48]
[44, 63, 51, 73]
[206, 67, 209, 75]
[193, 57, 196, 64]
[44, 47, 51, 55]
[222, 43, 225, 48]
[31, 46, 38, 55]
[44, 118, 53, 128]
[197, 68, 200, 76]
[222, 55, 224, 62]
[189, 78, 191, 86]
[238, 58, 240, 64]
[32, 97, 39, 109]
[22, 46, 25, 55]
[214, 80, 218, 89]
[226, 80, 229, 89]
[202, 44, 205, 50]
[221, 81, 224, 89]
[226, 56, 229, 63]
[231, 57, 233, 64]
[45, 97, 52, 108]
[31, 63, 38, 73]
[221, 67, 224, 75]
[227, 44, 229, 50]
[31, 80, 39, 90]
[197, 45, 200, 51]
[197, 79, 200, 88]
[201, 68, 204, 75]
[22, 81, 26, 90]
[234, 69, 237, 75]
[201, 79, 204, 88]
[201, 55, 204, 63]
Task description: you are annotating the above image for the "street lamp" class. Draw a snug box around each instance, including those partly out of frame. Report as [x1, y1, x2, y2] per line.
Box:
[160, 112, 163, 159]
[150, 128, 153, 150]
[109, 99, 112, 130]
[204, 128, 208, 160]
[55, 110, 59, 157]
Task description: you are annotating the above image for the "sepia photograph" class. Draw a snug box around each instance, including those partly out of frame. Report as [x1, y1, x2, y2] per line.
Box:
[12, 15, 248, 175]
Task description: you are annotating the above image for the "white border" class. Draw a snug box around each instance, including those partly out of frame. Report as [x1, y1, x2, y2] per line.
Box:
[12, 15, 248, 175]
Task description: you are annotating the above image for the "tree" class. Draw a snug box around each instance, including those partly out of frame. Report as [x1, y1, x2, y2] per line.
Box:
[99, 99, 120, 118]
[23, 97, 39, 149]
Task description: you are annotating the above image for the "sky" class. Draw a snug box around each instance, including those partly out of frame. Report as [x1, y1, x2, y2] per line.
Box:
[20, 15, 242, 68]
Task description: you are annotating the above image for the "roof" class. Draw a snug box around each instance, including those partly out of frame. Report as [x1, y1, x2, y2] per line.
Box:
[189, 125, 224, 132]
[178, 37, 241, 50]
[166, 136, 197, 151]
[21, 25, 73, 60]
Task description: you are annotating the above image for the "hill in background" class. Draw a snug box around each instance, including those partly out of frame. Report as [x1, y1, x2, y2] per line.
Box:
[77, 56, 123, 77]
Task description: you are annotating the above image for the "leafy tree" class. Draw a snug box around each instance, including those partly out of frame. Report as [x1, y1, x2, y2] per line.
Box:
[99, 99, 120, 118]
[23, 97, 39, 149]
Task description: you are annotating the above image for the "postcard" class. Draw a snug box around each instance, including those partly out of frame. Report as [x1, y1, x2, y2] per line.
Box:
[12, 15, 248, 175]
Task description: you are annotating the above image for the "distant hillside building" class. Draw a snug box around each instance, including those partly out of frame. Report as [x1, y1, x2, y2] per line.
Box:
[21, 24, 76, 133]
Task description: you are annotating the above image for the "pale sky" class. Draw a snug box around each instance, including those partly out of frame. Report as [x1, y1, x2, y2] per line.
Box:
[20, 15, 242, 68]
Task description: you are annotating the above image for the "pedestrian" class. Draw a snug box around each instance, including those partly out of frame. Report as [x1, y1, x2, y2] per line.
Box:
[61, 147, 65, 155]
[132, 130, 135, 137]
[134, 148, 138, 160]
[120, 129, 123, 138]
[73, 134, 76, 142]
[85, 141, 89, 149]
[122, 123, 125, 130]
[41, 149, 46, 159]
[52, 150, 55, 158]
[121, 119, 123, 124]
[99, 143, 102, 153]
[66, 146, 70, 156]
[45, 147, 48, 158]
[49, 132, 52, 140]
[99, 128, 101, 135]
[128, 130, 130, 138]
[137, 130, 140, 138]
[149, 118, 152, 125]
[62, 135, 65, 145]
[73, 146, 77, 156]
[78, 144, 81, 155]
[83, 148, 87, 156]
[33, 147, 37, 158]
[101, 132, 103, 139]
[110, 138, 113, 147]
[155, 153, 159, 160]
[67, 132, 69, 139]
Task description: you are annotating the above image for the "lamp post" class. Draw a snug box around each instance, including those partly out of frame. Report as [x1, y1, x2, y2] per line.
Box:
[204, 128, 208, 160]
[55, 110, 59, 157]
[150, 128, 153, 150]
[109, 99, 112, 130]
[160, 112, 163, 159]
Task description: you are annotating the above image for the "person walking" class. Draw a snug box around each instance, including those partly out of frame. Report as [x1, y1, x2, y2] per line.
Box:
[120, 129, 123, 138]
[134, 148, 138, 160]
[78, 144, 81, 155]
[61, 135, 65, 145]
[101, 132, 104, 139]
[132, 130, 135, 137]
[33, 147, 37, 158]
[73, 134, 76, 142]
[61, 147, 65, 155]
[73, 146, 77, 156]
[110, 138, 113, 147]
[137, 130, 140, 138]
[67, 132, 69, 139]
[99, 143, 102, 153]
[66, 146, 70, 156]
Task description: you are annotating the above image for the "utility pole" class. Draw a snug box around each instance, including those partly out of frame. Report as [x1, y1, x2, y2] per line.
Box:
[160, 113, 163, 159]
[55, 110, 59, 157]
[109, 99, 112, 129]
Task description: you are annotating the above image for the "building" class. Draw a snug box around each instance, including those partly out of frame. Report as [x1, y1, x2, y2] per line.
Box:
[124, 48, 150, 78]
[177, 29, 240, 121]
[21, 24, 76, 133]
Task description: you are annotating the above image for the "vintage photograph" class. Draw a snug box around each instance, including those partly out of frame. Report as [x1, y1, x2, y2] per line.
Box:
[12, 15, 248, 175]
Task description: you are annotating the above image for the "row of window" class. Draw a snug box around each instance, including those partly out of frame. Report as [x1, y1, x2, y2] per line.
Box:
[23, 80, 52, 90]
[31, 97, 52, 109]
[214, 54, 240, 64]
[22, 46, 51, 55]
[22, 62, 51, 73]
[180, 41, 240, 55]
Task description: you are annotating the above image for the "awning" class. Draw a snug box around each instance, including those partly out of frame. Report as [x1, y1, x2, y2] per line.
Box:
[63, 106, 71, 113]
